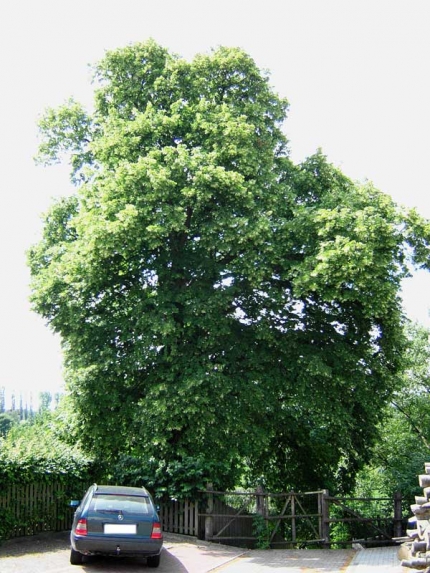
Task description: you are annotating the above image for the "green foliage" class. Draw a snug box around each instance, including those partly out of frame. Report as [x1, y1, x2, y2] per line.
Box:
[0, 410, 97, 542]
[0, 485, 81, 543]
[252, 513, 272, 549]
[28, 40, 430, 495]
[354, 323, 430, 508]
[328, 495, 396, 547]
[0, 412, 94, 487]
[0, 387, 5, 413]
[392, 323, 430, 450]
[0, 413, 16, 438]
[104, 454, 235, 500]
[38, 391, 53, 413]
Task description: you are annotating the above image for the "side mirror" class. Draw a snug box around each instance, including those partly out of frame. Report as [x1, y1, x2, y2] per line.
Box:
[70, 500, 80, 508]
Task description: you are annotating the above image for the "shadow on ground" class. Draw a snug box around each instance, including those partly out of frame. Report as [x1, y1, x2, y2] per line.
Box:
[79, 553, 188, 571]
[0, 532, 192, 571]
[0, 531, 70, 557]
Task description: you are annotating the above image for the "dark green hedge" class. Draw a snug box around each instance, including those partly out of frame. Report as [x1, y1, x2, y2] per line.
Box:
[0, 421, 98, 541]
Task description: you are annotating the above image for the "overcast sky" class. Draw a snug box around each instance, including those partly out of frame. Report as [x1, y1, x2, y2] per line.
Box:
[1, 0, 429, 403]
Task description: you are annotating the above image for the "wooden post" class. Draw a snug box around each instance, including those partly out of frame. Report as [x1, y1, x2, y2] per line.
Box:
[256, 485, 267, 517]
[205, 483, 214, 541]
[394, 491, 403, 538]
[320, 489, 330, 548]
[291, 494, 296, 544]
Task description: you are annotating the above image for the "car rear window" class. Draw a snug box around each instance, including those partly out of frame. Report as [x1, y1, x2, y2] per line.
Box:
[91, 494, 151, 515]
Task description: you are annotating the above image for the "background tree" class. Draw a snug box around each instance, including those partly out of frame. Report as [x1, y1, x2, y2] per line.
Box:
[355, 323, 430, 505]
[392, 323, 430, 448]
[29, 41, 430, 495]
[0, 413, 16, 439]
[0, 387, 5, 413]
[38, 391, 53, 413]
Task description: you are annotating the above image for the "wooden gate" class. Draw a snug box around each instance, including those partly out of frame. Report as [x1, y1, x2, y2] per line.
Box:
[201, 487, 403, 548]
[202, 488, 326, 547]
[326, 492, 403, 546]
[159, 499, 200, 537]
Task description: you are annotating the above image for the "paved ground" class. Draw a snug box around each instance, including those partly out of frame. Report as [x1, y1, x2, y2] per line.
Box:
[211, 545, 404, 572]
[346, 546, 404, 573]
[0, 531, 405, 572]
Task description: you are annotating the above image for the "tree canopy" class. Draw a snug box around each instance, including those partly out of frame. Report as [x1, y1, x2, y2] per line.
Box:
[29, 40, 430, 494]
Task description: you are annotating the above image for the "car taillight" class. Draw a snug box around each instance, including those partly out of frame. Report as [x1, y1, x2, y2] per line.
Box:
[151, 522, 162, 539]
[75, 518, 88, 536]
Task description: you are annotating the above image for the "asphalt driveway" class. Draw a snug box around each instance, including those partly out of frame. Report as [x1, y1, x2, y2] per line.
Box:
[0, 531, 403, 572]
[0, 532, 244, 572]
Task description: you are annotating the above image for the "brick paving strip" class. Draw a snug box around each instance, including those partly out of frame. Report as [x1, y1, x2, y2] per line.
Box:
[346, 546, 404, 572]
[209, 546, 406, 572]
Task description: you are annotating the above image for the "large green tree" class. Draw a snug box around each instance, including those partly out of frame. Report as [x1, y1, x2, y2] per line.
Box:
[29, 41, 430, 494]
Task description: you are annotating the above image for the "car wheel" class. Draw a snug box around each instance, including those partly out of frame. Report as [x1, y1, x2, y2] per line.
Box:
[70, 547, 84, 565]
[147, 554, 161, 568]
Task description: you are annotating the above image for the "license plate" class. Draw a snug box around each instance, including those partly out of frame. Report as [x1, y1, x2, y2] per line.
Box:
[104, 524, 137, 534]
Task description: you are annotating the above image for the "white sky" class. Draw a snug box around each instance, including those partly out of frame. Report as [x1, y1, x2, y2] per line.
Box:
[0, 0, 429, 402]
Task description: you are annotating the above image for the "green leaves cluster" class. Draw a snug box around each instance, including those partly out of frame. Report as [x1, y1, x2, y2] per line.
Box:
[0, 413, 16, 438]
[354, 323, 430, 507]
[28, 41, 430, 494]
[105, 454, 233, 500]
[0, 413, 94, 487]
[0, 412, 95, 542]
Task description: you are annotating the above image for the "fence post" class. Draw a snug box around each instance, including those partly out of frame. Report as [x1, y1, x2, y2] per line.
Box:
[256, 485, 267, 518]
[320, 489, 330, 548]
[394, 491, 403, 538]
[291, 493, 296, 544]
[205, 483, 214, 541]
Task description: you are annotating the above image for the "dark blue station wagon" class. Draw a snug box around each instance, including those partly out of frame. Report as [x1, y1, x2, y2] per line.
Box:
[70, 484, 163, 567]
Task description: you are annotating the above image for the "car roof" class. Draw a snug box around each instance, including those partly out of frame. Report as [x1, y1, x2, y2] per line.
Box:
[93, 485, 150, 497]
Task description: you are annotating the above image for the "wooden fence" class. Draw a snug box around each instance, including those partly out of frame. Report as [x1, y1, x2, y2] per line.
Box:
[0, 482, 77, 538]
[0, 482, 404, 546]
[159, 498, 200, 537]
[0, 482, 200, 540]
[202, 487, 404, 548]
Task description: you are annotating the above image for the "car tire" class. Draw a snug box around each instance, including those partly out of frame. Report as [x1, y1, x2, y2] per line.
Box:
[70, 547, 84, 565]
[147, 554, 161, 568]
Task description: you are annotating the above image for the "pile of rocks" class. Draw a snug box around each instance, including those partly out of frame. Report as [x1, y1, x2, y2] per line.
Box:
[401, 463, 430, 571]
